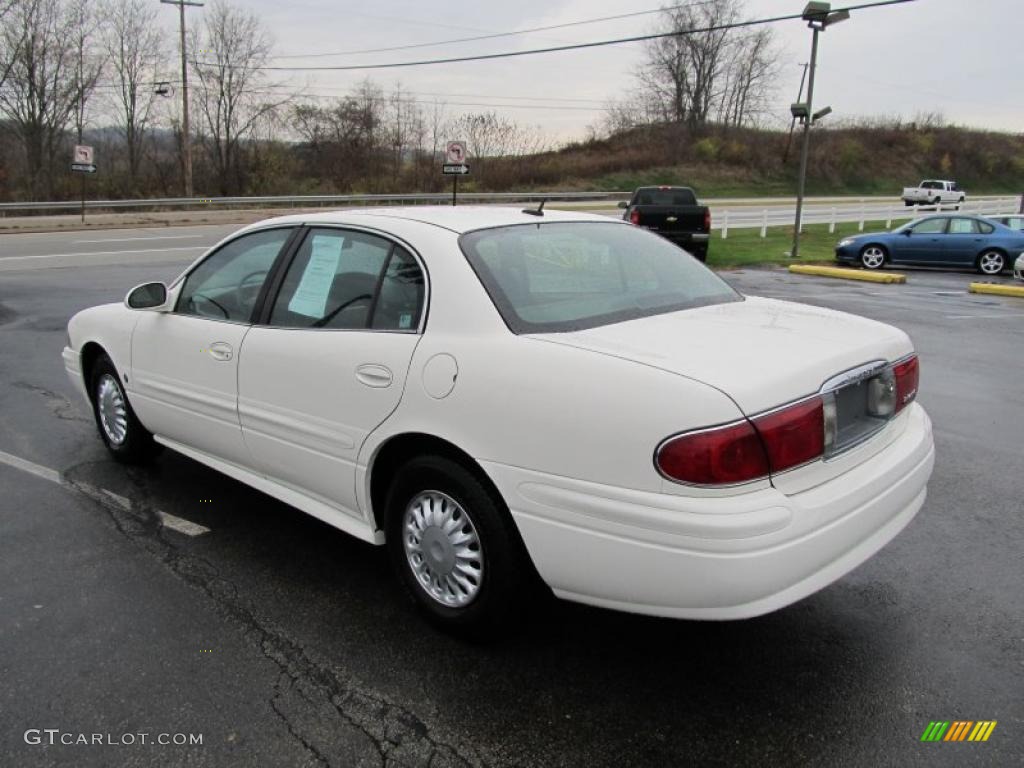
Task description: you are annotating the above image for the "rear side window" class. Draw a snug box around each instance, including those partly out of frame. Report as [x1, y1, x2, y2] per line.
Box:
[976, 220, 994, 234]
[268, 229, 424, 330]
[948, 218, 976, 234]
[460, 222, 739, 334]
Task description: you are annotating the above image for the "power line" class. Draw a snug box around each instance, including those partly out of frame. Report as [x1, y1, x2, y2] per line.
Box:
[268, 1, 713, 60]
[197, 1, 916, 73]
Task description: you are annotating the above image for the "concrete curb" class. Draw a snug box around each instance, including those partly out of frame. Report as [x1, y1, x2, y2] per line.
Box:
[788, 265, 907, 284]
[969, 282, 1024, 298]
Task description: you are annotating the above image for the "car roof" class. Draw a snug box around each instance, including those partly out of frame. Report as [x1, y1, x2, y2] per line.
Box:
[238, 205, 617, 235]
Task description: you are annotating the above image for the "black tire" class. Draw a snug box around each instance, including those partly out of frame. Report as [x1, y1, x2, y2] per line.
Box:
[976, 250, 1006, 276]
[89, 353, 160, 464]
[859, 244, 887, 270]
[385, 454, 535, 638]
[692, 248, 708, 263]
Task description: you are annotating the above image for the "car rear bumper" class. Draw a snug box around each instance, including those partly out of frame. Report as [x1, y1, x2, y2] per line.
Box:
[484, 403, 934, 620]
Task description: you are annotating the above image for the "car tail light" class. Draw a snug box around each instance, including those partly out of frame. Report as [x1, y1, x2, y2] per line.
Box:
[657, 355, 918, 486]
[703, 209, 711, 232]
[752, 397, 825, 474]
[656, 420, 769, 485]
[893, 354, 919, 413]
[629, 208, 640, 225]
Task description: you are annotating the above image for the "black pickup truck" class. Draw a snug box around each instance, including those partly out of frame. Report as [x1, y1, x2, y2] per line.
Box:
[618, 186, 711, 261]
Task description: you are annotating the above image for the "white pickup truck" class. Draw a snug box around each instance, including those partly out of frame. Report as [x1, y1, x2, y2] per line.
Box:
[901, 179, 965, 206]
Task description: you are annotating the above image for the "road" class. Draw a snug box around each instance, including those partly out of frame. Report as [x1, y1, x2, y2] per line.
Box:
[0, 229, 1021, 767]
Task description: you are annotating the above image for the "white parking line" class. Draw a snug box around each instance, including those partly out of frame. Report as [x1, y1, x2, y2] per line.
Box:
[0, 245, 207, 262]
[0, 448, 209, 536]
[157, 510, 211, 537]
[0, 449, 62, 483]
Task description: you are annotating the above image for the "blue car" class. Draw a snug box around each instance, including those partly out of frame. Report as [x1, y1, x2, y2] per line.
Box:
[834, 214, 1024, 275]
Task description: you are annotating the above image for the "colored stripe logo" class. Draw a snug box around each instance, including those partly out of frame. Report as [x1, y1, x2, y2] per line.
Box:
[920, 721, 997, 742]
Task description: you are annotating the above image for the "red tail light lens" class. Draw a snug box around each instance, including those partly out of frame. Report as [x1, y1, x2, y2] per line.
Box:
[657, 398, 825, 486]
[752, 397, 825, 474]
[703, 209, 711, 232]
[893, 355, 919, 413]
[656, 420, 769, 485]
[629, 208, 640, 225]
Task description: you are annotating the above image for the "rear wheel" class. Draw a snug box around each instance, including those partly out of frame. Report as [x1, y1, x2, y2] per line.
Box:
[859, 245, 887, 270]
[386, 454, 534, 637]
[977, 250, 1005, 275]
[89, 354, 160, 463]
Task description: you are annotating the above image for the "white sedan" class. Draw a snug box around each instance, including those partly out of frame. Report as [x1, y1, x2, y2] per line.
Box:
[64, 207, 934, 634]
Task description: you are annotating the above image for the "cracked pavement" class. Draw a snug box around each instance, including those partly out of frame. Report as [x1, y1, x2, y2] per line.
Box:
[1, 229, 1021, 767]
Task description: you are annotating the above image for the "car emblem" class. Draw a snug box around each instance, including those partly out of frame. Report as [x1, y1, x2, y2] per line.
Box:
[666, 216, 677, 223]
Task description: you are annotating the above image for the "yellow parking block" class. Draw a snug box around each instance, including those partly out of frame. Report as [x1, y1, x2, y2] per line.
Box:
[788, 265, 907, 284]
[969, 282, 1024, 298]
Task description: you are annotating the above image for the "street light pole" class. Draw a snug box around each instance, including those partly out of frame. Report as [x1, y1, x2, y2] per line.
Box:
[789, 2, 849, 260]
[790, 29, 819, 261]
[160, 0, 204, 199]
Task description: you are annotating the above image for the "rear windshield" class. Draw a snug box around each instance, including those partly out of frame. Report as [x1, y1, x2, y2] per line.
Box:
[632, 188, 697, 206]
[459, 222, 740, 334]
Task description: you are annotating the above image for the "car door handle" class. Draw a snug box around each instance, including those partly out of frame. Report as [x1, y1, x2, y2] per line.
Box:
[355, 364, 392, 388]
[207, 341, 233, 361]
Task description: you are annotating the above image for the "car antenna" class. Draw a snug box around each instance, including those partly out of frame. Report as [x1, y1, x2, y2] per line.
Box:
[522, 199, 546, 217]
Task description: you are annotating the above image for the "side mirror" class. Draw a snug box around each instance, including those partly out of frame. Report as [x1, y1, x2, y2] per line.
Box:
[125, 282, 169, 311]
[617, 201, 628, 209]
[901, 229, 913, 236]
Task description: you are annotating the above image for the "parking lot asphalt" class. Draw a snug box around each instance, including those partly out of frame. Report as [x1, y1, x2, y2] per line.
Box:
[0, 232, 1021, 767]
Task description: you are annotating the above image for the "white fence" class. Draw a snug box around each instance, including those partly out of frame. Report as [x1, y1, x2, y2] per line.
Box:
[714, 196, 1022, 237]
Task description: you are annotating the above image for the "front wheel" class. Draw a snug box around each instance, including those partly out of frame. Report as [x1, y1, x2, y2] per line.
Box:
[386, 455, 534, 637]
[860, 245, 887, 270]
[89, 354, 160, 463]
[977, 250, 1006, 275]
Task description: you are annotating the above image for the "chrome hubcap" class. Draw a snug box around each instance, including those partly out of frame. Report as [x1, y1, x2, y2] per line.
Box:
[97, 374, 128, 445]
[862, 247, 885, 269]
[979, 253, 1003, 274]
[403, 490, 483, 608]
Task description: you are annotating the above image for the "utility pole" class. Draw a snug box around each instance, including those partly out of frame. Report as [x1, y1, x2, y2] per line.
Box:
[160, 0, 204, 199]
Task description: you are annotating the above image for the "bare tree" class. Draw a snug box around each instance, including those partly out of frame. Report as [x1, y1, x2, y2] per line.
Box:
[0, 0, 30, 90]
[717, 28, 778, 128]
[103, 0, 164, 192]
[189, 0, 286, 194]
[0, 0, 80, 197]
[67, 0, 105, 143]
[636, 0, 742, 129]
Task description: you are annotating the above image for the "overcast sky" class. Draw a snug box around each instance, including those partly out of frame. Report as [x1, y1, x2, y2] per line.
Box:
[172, 0, 1023, 144]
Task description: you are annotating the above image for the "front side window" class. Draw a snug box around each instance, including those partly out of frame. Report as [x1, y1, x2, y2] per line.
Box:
[268, 228, 424, 330]
[176, 228, 292, 321]
[909, 218, 947, 235]
[459, 222, 740, 334]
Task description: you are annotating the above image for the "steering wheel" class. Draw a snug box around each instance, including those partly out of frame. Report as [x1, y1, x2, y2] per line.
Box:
[235, 270, 268, 312]
[189, 292, 229, 319]
[313, 293, 373, 328]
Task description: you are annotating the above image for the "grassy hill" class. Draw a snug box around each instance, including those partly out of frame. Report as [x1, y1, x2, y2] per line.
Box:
[479, 121, 1024, 198]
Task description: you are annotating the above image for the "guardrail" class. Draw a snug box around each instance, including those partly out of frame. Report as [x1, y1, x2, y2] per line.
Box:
[0, 191, 1019, 216]
[0, 190, 628, 214]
